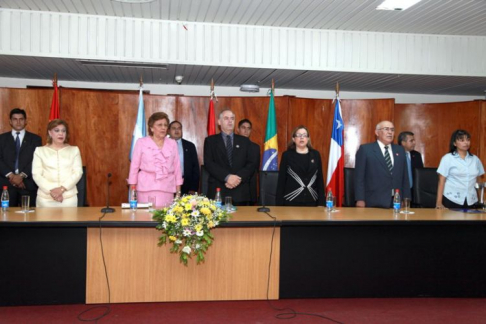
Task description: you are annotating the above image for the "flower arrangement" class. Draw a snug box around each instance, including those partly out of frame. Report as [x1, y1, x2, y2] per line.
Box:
[152, 194, 231, 266]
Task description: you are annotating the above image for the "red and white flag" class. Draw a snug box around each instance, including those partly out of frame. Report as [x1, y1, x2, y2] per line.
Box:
[49, 78, 60, 121]
[326, 95, 344, 206]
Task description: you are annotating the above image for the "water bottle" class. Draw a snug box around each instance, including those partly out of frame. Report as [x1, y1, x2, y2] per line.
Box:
[1, 186, 9, 212]
[326, 189, 333, 212]
[393, 189, 401, 214]
[129, 185, 137, 210]
[215, 188, 222, 208]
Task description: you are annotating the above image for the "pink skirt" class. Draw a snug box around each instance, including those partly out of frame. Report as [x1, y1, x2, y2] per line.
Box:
[138, 191, 175, 208]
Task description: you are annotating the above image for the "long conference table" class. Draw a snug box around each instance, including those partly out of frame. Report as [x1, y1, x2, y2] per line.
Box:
[1, 206, 486, 306]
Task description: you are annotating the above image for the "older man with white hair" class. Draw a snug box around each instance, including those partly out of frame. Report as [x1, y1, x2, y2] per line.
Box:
[354, 120, 410, 208]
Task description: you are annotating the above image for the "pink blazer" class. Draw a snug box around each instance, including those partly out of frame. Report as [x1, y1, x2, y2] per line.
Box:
[128, 137, 183, 193]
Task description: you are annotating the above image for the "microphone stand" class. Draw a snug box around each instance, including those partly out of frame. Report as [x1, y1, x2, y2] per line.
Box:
[101, 173, 115, 213]
[257, 171, 270, 212]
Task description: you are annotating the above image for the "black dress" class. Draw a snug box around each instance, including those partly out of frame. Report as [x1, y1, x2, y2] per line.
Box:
[276, 149, 325, 206]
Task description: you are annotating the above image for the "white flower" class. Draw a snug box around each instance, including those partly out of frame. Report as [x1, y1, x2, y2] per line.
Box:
[162, 221, 167, 229]
[183, 229, 192, 237]
[214, 221, 219, 226]
[182, 246, 192, 254]
[191, 210, 200, 217]
[196, 230, 204, 237]
[175, 239, 182, 244]
[195, 244, 201, 249]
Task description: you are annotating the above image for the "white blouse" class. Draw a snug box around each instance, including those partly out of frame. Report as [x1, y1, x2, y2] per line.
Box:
[32, 145, 83, 200]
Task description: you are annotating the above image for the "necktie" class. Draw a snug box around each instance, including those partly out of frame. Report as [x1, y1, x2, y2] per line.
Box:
[407, 152, 413, 187]
[225, 135, 233, 166]
[384, 146, 393, 173]
[15, 132, 20, 173]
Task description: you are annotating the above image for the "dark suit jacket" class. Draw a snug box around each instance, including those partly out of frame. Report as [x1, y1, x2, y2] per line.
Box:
[249, 141, 261, 204]
[203, 133, 258, 203]
[180, 138, 200, 195]
[276, 149, 325, 206]
[0, 130, 43, 191]
[410, 150, 424, 169]
[354, 142, 411, 208]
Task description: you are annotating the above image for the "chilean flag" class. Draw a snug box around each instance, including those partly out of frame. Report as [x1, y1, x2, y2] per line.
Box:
[326, 95, 344, 207]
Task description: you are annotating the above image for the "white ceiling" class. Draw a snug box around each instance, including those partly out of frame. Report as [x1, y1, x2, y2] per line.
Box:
[1, 0, 486, 95]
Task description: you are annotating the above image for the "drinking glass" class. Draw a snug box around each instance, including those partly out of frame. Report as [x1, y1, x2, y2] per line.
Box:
[401, 198, 414, 214]
[225, 196, 233, 212]
[21, 195, 30, 212]
[148, 196, 156, 212]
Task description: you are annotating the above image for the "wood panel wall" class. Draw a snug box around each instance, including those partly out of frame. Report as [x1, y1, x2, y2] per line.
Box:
[395, 101, 483, 167]
[0, 87, 484, 206]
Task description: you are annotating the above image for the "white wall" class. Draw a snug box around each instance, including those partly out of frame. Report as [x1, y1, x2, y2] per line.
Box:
[0, 77, 481, 104]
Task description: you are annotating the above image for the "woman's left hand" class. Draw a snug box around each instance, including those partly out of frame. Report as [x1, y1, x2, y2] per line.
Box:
[50, 187, 65, 202]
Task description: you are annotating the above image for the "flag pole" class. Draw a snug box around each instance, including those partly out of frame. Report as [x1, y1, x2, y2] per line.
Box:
[140, 75, 143, 88]
[271, 79, 275, 94]
[211, 78, 215, 99]
[335, 81, 340, 96]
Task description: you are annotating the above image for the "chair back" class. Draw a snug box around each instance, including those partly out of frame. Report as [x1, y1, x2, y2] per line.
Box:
[76, 166, 88, 207]
[413, 167, 438, 208]
[343, 167, 355, 207]
[200, 165, 210, 196]
[258, 171, 279, 206]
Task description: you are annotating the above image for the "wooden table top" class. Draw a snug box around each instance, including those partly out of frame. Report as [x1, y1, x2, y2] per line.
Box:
[2, 206, 486, 227]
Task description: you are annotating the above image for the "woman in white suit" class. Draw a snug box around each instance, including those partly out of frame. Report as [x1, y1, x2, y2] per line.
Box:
[32, 119, 83, 207]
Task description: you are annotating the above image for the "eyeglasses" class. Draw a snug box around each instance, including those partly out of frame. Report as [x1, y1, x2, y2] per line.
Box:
[294, 134, 308, 138]
[378, 127, 395, 132]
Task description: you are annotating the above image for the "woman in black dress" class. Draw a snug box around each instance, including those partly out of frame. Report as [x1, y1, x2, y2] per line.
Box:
[276, 125, 325, 206]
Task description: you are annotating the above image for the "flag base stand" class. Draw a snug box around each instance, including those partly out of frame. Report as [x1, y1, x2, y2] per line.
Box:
[257, 207, 270, 212]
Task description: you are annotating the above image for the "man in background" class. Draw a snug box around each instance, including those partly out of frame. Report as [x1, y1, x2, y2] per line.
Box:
[237, 119, 261, 205]
[0, 108, 42, 207]
[354, 120, 410, 208]
[398, 131, 424, 188]
[168, 121, 200, 195]
[398, 131, 424, 205]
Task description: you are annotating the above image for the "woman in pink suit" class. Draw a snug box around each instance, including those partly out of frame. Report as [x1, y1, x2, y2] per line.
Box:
[128, 112, 183, 208]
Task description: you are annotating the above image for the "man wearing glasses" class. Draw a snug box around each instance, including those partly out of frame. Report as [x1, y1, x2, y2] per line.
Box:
[354, 120, 411, 208]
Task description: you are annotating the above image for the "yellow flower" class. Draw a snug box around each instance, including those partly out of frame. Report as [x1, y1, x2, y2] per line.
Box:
[210, 204, 216, 211]
[185, 203, 192, 211]
[181, 197, 189, 203]
[169, 236, 177, 241]
[165, 214, 177, 223]
[208, 221, 215, 228]
[194, 224, 203, 232]
[174, 206, 184, 213]
[181, 218, 189, 226]
[200, 207, 211, 215]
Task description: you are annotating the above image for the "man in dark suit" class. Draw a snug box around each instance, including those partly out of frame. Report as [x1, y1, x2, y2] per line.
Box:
[398, 131, 424, 187]
[0, 108, 42, 207]
[237, 119, 261, 205]
[354, 120, 410, 208]
[204, 110, 258, 205]
[168, 120, 200, 195]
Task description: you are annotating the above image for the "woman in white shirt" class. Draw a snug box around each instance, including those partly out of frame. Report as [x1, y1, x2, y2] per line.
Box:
[436, 129, 484, 209]
[32, 119, 83, 207]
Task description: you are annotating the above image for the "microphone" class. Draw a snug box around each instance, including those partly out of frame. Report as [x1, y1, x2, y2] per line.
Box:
[101, 173, 115, 213]
[257, 171, 270, 212]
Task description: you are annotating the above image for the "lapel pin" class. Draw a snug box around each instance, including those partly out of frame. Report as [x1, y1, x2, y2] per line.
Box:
[236, 145, 240, 148]
[311, 159, 315, 163]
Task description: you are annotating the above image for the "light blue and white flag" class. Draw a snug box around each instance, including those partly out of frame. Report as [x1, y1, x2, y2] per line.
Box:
[129, 87, 146, 160]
